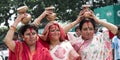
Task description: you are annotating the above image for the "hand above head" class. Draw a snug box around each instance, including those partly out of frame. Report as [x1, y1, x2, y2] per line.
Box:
[12, 13, 26, 27]
[87, 11, 100, 23]
[33, 8, 55, 26]
[15, 13, 26, 22]
[76, 10, 85, 21]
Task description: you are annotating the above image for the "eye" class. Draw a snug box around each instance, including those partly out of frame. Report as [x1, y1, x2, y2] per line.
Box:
[32, 32, 36, 35]
[26, 33, 30, 36]
[56, 29, 60, 32]
[50, 30, 55, 32]
[89, 28, 94, 30]
[83, 28, 87, 31]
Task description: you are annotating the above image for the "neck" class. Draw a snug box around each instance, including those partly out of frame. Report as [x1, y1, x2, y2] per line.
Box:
[28, 44, 36, 53]
[50, 39, 60, 50]
[50, 39, 60, 45]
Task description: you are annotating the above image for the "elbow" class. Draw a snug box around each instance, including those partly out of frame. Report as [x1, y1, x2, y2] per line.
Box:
[111, 26, 118, 35]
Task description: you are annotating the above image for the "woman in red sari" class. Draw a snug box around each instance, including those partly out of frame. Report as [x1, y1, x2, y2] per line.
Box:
[4, 10, 53, 60]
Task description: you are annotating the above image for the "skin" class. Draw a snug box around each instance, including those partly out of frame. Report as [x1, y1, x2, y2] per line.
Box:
[4, 14, 38, 53]
[49, 25, 60, 43]
[46, 12, 56, 21]
[75, 28, 81, 37]
[80, 22, 94, 40]
[22, 28, 38, 46]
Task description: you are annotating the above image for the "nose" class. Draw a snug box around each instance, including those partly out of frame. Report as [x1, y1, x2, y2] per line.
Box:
[29, 33, 34, 38]
[87, 29, 90, 33]
[54, 30, 58, 33]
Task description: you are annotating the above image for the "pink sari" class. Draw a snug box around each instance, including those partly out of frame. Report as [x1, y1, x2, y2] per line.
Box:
[8, 38, 53, 60]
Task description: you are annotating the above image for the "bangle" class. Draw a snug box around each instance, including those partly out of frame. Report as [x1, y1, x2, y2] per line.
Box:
[10, 25, 16, 31]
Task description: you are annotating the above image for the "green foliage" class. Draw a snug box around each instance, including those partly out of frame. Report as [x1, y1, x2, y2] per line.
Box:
[0, 0, 117, 27]
[0, 0, 117, 44]
[0, 26, 8, 43]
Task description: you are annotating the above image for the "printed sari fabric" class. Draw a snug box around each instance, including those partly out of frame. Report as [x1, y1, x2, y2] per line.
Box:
[72, 30, 113, 60]
[8, 38, 53, 60]
[50, 40, 79, 60]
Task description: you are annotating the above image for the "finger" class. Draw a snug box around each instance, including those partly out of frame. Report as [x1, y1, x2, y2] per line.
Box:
[79, 11, 84, 15]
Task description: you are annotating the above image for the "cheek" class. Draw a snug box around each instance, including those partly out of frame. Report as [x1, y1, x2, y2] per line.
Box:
[90, 30, 95, 34]
[49, 32, 53, 38]
[23, 36, 29, 41]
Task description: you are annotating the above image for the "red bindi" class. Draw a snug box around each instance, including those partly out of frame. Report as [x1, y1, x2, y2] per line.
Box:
[86, 20, 90, 28]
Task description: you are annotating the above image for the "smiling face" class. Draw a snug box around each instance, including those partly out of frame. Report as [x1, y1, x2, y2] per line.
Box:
[80, 21, 95, 40]
[23, 28, 38, 46]
[49, 24, 60, 41]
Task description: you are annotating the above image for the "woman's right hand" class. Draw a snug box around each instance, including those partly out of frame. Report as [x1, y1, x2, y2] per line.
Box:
[12, 13, 27, 27]
[76, 10, 85, 22]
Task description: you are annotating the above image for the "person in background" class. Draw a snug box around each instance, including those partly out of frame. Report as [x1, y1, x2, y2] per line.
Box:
[112, 25, 120, 60]
[74, 25, 81, 37]
[67, 25, 81, 41]
[4, 8, 53, 60]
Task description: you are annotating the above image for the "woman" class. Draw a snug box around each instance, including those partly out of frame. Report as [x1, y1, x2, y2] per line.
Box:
[41, 22, 79, 60]
[34, 6, 82, 60]
[4, 11, 53, 60]
[71, 12, 118, 60]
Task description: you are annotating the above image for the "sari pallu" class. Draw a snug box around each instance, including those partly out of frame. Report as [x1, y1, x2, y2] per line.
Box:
[8, 39, 53, 60]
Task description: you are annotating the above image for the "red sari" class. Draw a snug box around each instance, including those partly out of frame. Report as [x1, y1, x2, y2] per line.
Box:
[8, 37, 53, 60]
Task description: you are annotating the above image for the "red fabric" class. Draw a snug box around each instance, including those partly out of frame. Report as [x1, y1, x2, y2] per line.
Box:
[8, 38, 53, 60]
[109, 30, 115, 39]
[38, 36, 50, 49]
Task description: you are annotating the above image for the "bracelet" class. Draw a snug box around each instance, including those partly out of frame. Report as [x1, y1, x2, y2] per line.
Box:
[10, 25, 16, 31]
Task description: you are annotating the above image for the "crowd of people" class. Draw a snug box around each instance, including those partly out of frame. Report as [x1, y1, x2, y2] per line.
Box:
[3, 5, 120, 60]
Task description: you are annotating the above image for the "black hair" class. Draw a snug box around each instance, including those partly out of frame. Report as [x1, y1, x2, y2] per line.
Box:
[18, 24, 38, 36]
[75, 25, 79, 31]
[116, 25, 120, 35]
[79, 17, 96, 30]
[117, 25, 120, 31]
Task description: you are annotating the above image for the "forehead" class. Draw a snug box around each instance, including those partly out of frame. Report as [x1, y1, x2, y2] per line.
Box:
[25, 28, 36, 32]
[50, 24, 59, 29]
[82, 22, 94, 28]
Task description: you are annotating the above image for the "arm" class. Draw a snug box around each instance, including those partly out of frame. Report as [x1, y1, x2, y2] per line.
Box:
[63, 11, 84, 33]
[4, 14, 25, 52]
[63, 16, 81, 33]
[32, 10, 52, 27]
[92, 15, 118, 34]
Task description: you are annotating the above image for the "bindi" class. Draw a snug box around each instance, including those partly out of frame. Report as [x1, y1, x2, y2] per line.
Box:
[86, 21, 90, 28]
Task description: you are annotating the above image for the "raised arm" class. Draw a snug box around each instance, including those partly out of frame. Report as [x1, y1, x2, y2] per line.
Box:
[33, 10, 52, 27]
[63, 16, 81, 33]
[91, 14, 118, 34]
[63, 11, 84, 33]
[4, 14, 25, 52]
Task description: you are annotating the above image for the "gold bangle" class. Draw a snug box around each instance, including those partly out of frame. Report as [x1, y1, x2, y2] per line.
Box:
[10, 25, 16, 31]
